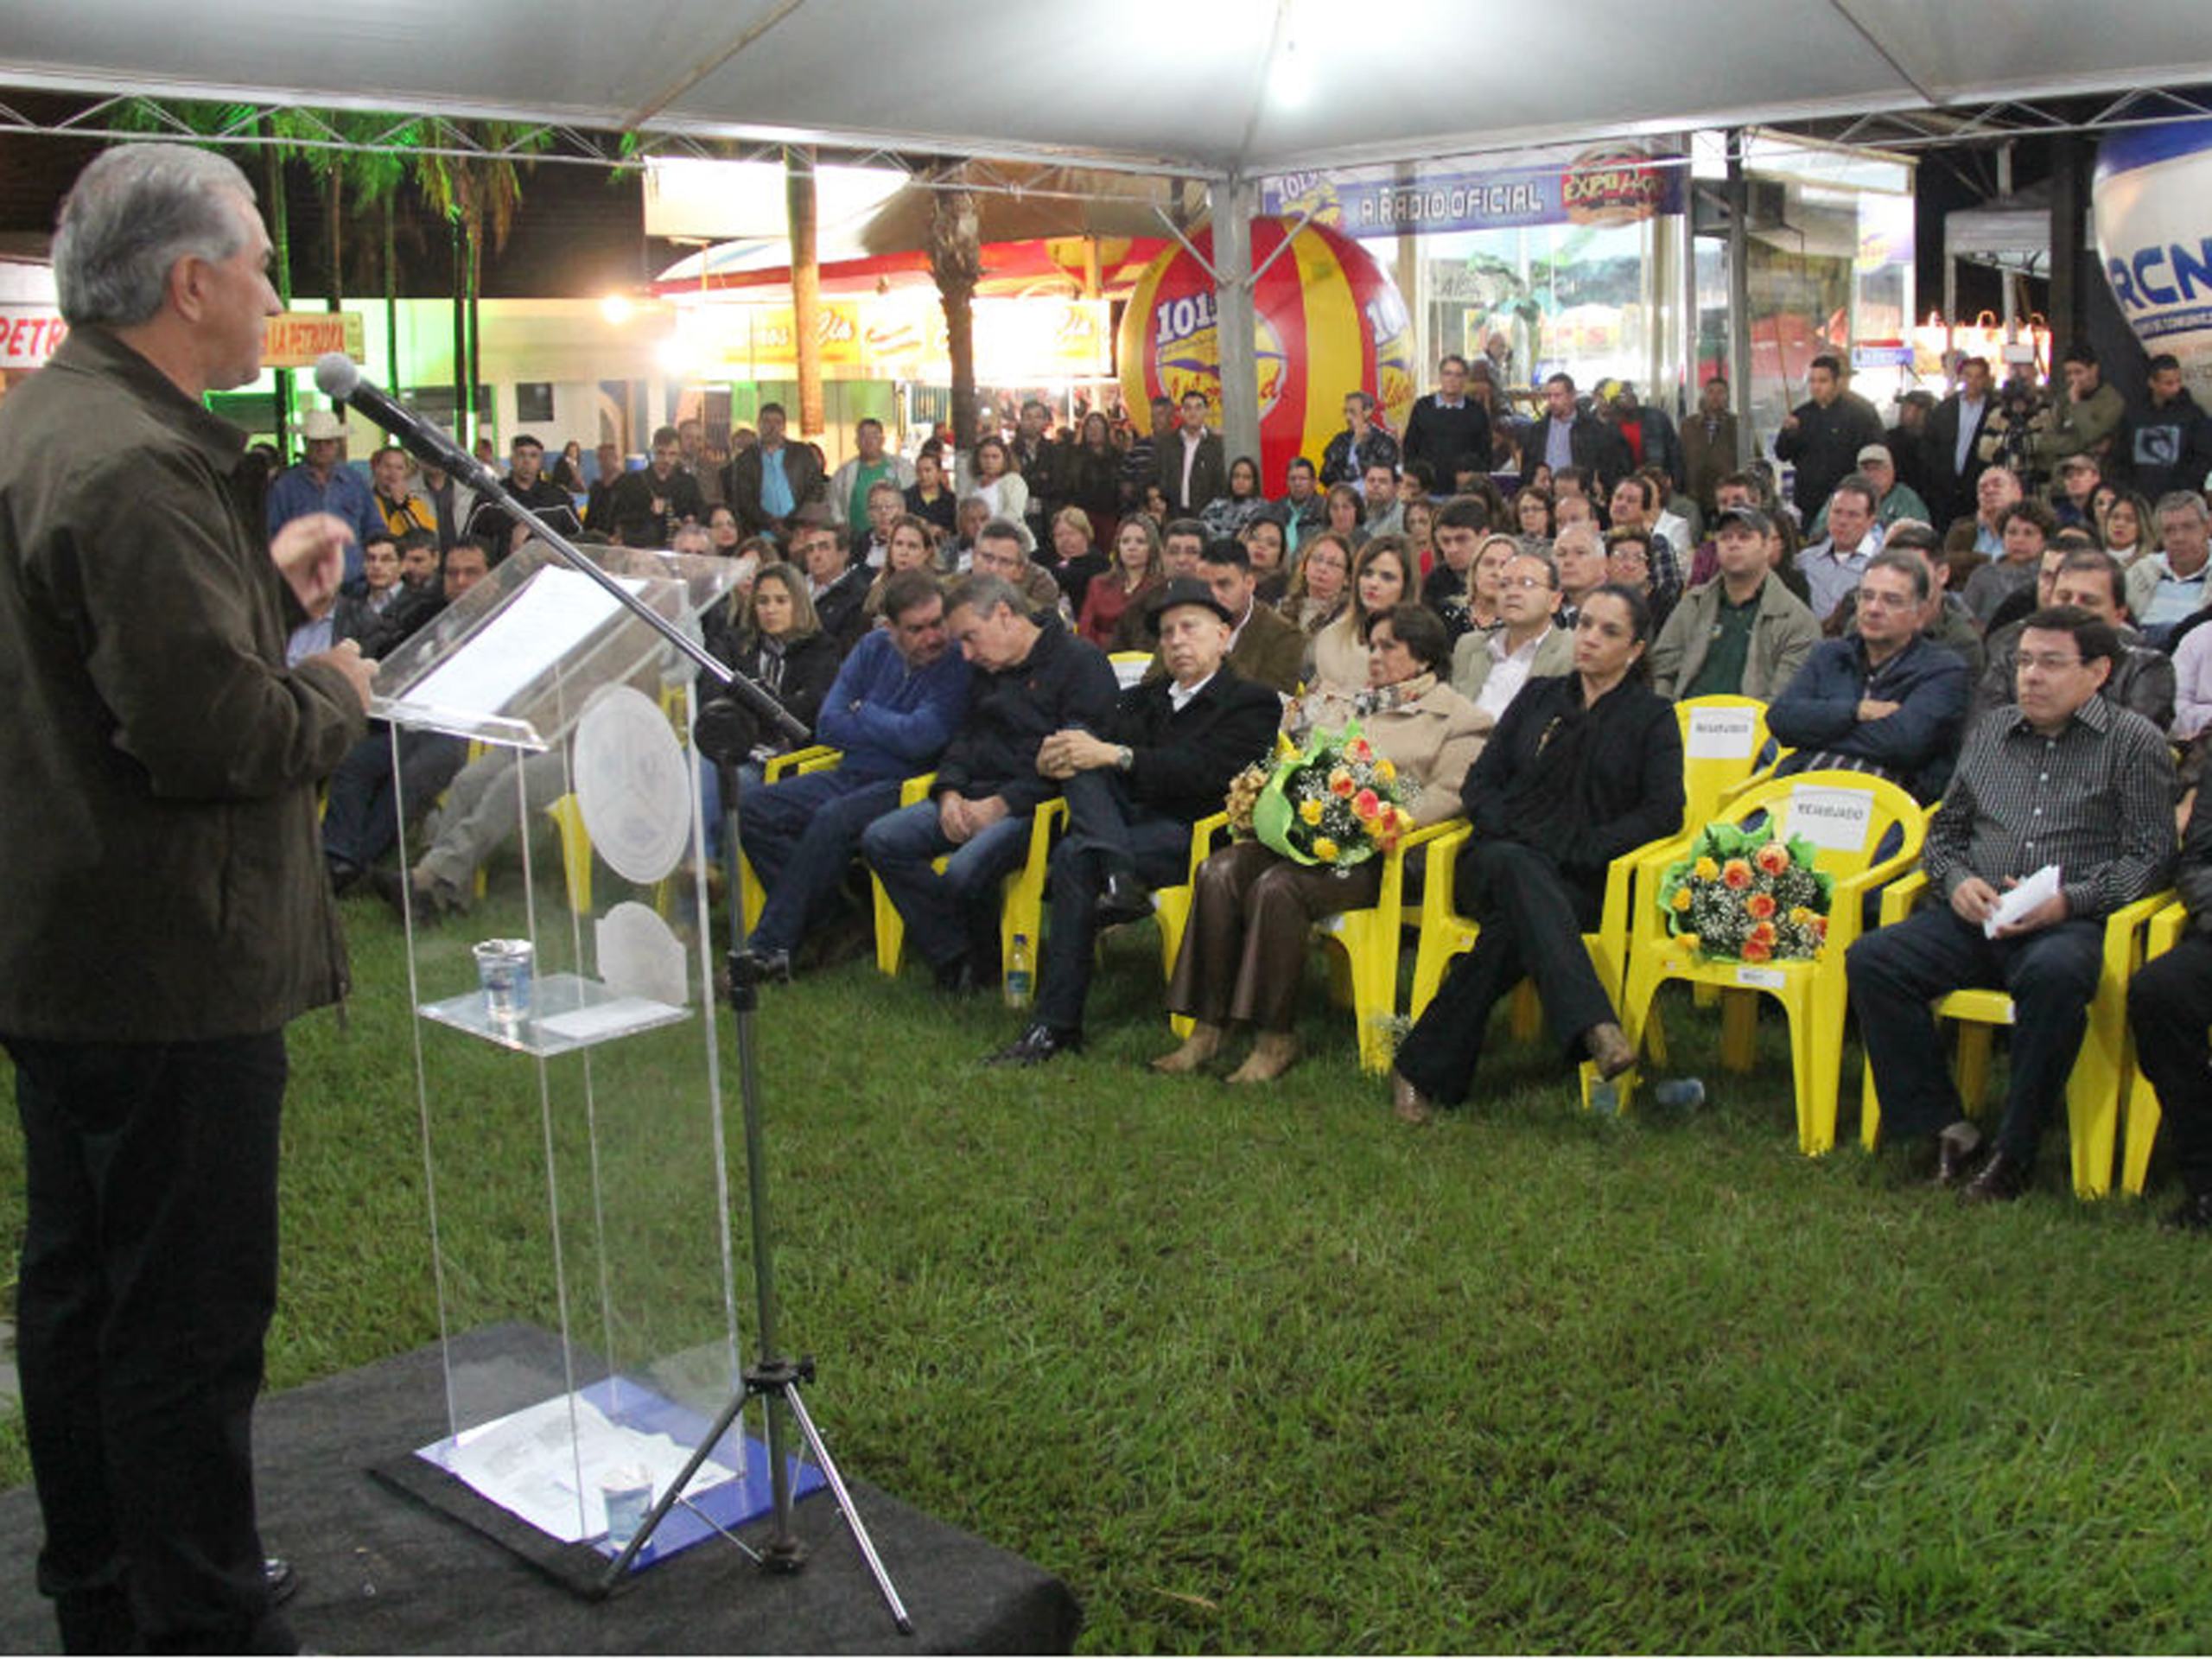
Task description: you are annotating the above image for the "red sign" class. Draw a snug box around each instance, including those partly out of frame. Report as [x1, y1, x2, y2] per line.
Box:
[0, 307, 67, 371]
[262, 312, 365, 368]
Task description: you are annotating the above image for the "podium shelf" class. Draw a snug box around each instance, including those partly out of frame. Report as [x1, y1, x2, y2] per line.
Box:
[419, 972, 690, 1057]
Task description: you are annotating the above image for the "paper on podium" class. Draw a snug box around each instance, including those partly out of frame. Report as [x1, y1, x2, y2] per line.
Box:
[426, 1389, 740, 1544]
[404, 567, 647, 721]
[1984, 864, 2061, 938]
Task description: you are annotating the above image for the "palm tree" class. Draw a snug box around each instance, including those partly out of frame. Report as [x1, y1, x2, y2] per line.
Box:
[785, 145, 824, 439]
[925, 162, 982, 452]
[414, 123, 549, 447]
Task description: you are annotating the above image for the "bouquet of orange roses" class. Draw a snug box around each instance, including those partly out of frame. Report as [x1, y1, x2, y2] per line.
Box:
[1656, 822, 1832, 963]
[1243, 720, 1419, 870]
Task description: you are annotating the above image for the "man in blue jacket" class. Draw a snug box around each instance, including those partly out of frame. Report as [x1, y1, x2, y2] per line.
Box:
[732, 569, 969, 979]
[1767, 550, 1970, 803]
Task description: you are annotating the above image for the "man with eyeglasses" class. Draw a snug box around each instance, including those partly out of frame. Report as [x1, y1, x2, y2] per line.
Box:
[1767, 550, 1970, 801]
[968, 516, 1071, 623]
[730, 569, 972, 984]
[1850, 605, 2174, 1203]
[1450, 548, 1570, 721]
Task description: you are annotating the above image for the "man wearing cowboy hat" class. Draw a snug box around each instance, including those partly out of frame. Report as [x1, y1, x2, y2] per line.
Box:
[266, 405, 383, 588]
[987, 575, 1281, 1066]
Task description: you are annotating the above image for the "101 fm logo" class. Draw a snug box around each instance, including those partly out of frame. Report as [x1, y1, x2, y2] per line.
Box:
[1153, 289, 1286, 424]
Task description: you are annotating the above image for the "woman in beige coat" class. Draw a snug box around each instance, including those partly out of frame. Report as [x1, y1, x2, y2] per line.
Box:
[1159, 602, 1490, 1084]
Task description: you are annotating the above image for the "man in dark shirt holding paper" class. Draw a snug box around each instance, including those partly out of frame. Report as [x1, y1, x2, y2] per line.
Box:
[1847, 607, 2174, 1203]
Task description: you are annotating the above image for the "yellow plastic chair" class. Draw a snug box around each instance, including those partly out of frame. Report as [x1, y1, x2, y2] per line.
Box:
[1148, 811, 1234, 1041]
[869, 770, 1066, 991]
[1614, 771, 1926, 1152]
[1859, 872, 2169, 1198]
[736, 745, 844, 933]
[1109, 649, 1154, 690]
[1404, 820, 1671, 1103]
[2121, 899, 2193, 1195]
[1675, 696, 1772, 830]
[1316, 817, 1468, 1074]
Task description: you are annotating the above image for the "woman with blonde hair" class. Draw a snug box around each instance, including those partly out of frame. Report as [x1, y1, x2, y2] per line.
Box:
[862, 514, 944, 620]
[1280, 530, 1352, 637]
[1078, 514, 1167, 651]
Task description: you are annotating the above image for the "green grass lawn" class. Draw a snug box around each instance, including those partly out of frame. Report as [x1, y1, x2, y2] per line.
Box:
[3, 892, 2211, 1654]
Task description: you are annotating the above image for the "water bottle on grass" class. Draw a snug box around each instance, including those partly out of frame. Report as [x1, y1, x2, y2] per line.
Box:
[1005, 933, 1033, 1007]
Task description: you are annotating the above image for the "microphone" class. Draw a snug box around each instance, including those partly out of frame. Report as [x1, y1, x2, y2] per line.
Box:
[313, 354, 498, 495]
[314, 353, 754, 698]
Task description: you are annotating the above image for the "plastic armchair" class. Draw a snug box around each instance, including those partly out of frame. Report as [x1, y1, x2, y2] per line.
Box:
[1315, 817, 1467, 1074]
[2121, 899, 2193, 1195]
[1153, 811, 1233, 1040]
[1859, 870, 2169, 1198]
[1109, 650, 1154, 690]
[1405, 820, 1669, 1105]
[1675, 696, 1772, 829]
[1614, 771, 1927, 1152]
[736, 745, 844, 935]
[868, 770, 1067, 992]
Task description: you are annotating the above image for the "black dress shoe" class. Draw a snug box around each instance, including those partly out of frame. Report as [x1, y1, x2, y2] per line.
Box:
[984, 1023, 1082, 1066]
[327, 859, 363, 896]
[1094, 870, 1154, 929]
[265, 1556, 298, 1606]
[367, 866, 447, 925]
[1960, 1147, 2031, 1205]
[2162, 1192, 2212, 1233]
[932, 954, 978, 996]
[1933, 1120, 1986, 1187]
[729, 945, 791, 985]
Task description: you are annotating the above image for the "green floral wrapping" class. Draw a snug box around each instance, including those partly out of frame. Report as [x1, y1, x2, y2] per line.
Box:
[1656, 821, 1835, 963]
[1250, 719, 1414, 871]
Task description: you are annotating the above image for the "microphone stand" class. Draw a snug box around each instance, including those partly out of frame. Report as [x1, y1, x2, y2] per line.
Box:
[338, 399, 901, 1624]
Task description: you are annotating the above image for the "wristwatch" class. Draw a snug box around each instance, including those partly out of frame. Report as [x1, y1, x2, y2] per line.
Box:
[1116, 746, 1135, 772]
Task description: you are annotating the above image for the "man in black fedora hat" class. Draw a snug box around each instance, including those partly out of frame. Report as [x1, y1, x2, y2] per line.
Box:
[986, 577, 1282, 1065]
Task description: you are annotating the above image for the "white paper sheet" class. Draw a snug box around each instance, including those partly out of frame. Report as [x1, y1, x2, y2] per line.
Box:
[537, 995, 684, 1043]
[1984, 863, 2062, 938]
[404, 568, 646, 723]
[429, 1391, 736, 1544]
[1685, 706, 1758, 760]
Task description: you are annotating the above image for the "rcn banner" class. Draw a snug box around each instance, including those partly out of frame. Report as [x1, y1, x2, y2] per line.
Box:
[2094, 119, 2212, 395]
[1262, 143, 1685, 238]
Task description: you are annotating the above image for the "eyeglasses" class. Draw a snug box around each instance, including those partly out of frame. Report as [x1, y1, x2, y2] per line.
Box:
[2017, 652, 2086, 672]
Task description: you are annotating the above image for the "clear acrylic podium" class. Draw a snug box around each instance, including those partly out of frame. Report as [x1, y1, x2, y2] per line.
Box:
[367, 541, 804, 1580]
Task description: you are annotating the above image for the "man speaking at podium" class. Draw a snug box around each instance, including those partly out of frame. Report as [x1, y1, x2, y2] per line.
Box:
[0, 146, 373, 1653]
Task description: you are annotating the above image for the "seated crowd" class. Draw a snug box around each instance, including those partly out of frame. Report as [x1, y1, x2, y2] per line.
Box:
[315, 361, 2212, 1225]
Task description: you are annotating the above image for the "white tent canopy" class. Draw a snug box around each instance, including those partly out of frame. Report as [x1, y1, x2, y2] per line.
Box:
[8, 0, 2212, 179]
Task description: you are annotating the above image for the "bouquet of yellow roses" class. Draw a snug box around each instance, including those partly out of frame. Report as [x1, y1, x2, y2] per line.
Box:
[1655, 822, 1832, 963]
[1240, 720, 1419, 870]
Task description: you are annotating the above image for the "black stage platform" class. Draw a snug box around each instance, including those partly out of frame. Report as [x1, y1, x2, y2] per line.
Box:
[0, 1325, 1080, 1654]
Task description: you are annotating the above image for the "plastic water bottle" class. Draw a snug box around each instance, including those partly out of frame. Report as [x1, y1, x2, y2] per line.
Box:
[1655, 1077, 1707, 1110]
[1005, 933, 1034, 1008]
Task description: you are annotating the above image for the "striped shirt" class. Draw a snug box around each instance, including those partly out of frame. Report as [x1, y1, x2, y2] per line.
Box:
[1923, 694, 2176, 920]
